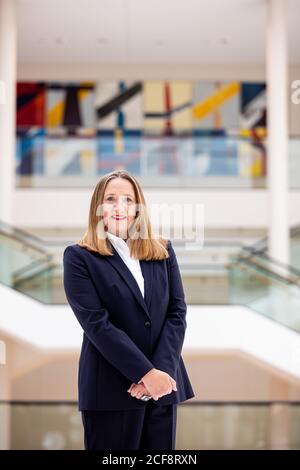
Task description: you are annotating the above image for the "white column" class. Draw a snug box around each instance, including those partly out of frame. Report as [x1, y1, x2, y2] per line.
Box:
[0, 0, 17, 225]
[266, 0, 289, 266]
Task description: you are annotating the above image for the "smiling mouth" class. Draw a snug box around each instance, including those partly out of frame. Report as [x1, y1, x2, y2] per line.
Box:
[112, 216, 127, 220]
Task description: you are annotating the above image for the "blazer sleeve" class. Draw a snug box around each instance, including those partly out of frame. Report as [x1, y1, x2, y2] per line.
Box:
[63, 245, 154, 384]
[150, 240, 187, 379]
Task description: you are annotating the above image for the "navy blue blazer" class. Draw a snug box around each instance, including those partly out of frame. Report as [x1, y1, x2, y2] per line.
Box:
[63, 239, 195, 411]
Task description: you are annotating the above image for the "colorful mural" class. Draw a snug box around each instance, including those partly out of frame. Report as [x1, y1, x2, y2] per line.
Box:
[16, 80, 267, 179]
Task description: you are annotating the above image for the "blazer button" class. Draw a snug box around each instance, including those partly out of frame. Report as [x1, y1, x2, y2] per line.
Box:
[144, 321, 151, 328]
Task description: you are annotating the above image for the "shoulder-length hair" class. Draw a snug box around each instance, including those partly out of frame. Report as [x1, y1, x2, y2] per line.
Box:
[76, 170, 170, 261]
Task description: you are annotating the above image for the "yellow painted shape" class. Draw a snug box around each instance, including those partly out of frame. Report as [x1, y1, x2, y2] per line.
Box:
[193, 82, 240, 120]
[240, 127, 266, 138]
[47, 101, 65, 128]
[115, 128, 124, 153]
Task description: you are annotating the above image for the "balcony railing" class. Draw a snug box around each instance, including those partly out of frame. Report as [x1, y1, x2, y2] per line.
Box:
[15, 134, 300, 189]
[0, 400, 299, 450]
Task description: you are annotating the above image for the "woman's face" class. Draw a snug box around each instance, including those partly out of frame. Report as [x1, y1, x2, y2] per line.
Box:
[102, 178, 137, 240]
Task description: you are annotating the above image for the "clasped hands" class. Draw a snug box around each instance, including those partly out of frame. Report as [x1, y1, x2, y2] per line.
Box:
[127, 368, 177, 401]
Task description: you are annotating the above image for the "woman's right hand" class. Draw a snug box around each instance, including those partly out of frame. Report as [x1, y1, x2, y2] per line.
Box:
[139, 368, 177, 401]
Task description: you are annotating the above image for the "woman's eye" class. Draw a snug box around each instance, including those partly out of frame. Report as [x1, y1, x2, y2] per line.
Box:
[105, 196, 134, 203]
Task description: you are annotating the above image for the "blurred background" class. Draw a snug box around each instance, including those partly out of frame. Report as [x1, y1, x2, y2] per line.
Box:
[1, 0, 300, 450]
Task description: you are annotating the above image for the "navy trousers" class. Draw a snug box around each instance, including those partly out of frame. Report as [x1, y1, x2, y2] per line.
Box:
[81, 401, 177, 450]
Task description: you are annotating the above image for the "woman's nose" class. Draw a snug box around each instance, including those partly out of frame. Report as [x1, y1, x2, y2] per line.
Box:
[114, 198, 127, 212]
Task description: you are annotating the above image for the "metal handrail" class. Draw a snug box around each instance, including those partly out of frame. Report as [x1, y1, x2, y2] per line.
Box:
[229, 256, 300, 289]
[236, 245, 300, 278]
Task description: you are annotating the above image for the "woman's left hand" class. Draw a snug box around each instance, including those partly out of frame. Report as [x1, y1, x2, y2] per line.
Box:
[127, 382, 152, 400]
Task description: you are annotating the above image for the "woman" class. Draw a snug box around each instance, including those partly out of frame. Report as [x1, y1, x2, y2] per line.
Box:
[63, 169, 195, 451]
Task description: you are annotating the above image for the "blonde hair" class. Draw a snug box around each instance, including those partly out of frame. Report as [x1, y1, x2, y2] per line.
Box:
[76, 170, 170, 261]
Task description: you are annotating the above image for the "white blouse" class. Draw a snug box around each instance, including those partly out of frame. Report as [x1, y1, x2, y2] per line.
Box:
[106, 231, 145, 299]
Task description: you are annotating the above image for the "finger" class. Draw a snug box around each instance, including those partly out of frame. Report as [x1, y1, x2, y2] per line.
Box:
[169, 378, 177, 391]
[131, 387, 145, 398]
[127, 384, 135, 393]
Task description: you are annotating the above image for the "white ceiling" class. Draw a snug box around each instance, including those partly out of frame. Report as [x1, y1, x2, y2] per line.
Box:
[16, 0, 300, 64]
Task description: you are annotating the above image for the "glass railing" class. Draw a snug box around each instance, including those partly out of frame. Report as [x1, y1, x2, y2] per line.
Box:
[15, 133, 300, 189]
[0, 220, 59, 302]
[233, 223, 300, 266]
[166, 240, 300, 313]
[0, 228, 245, 305]
[228, 248, 300, 333]
[13, 263, 65, 304]
[176, 240, 244, 304]
[0, 400, 299, 450]
[291, 227, 300, 272]
[0, 224, 50, 286]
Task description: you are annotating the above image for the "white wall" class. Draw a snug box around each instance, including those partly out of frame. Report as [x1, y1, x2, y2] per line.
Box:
[13, 188, 300, 229]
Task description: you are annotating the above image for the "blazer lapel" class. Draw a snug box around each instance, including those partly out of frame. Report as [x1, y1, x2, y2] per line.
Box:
[105, 244, 153, 320]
